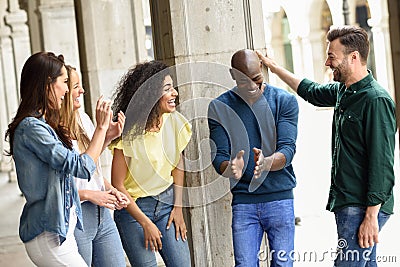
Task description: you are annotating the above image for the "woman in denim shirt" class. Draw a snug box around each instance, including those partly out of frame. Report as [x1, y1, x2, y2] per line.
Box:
[5, 52, 112, 266]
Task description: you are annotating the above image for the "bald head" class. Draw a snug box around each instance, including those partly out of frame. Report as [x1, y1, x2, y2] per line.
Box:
[231, 49, 260, 75]
[230, 49, 265, 103]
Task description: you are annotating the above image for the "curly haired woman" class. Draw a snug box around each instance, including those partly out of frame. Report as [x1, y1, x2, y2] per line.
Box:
[109, 61, 192, 266]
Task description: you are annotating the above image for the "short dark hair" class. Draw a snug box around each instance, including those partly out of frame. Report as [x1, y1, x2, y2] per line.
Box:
[327, 26, 369, 64]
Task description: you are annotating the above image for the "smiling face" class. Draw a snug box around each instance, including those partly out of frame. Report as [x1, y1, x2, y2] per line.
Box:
[159, 75, 178, 114]
[233, 66, 265, 101]
[68, 69, 85, 111]
[325, 39, 352, 84]
[230, 49, 265, 104]
[51, 66, 69, 109]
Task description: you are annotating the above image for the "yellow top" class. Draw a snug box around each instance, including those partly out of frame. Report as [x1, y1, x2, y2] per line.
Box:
[109, 111, 192, 199]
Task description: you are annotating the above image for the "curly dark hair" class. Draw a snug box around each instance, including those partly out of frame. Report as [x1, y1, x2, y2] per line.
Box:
[111, 60, 172, 143]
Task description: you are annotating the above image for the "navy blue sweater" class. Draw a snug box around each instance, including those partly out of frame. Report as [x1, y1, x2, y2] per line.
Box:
[208, 84, 299, 204]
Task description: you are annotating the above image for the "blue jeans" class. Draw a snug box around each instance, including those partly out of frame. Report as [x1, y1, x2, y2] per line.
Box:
[232, 199, 295, 267]
[114, 186, 191, 267]
[74, 201, 126, 267]
[334, 206, 390, 267]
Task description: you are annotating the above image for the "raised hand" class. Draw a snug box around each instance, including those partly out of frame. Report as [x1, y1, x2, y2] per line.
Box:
[95, 95, 112, 130]
[105, 111, 126, 145]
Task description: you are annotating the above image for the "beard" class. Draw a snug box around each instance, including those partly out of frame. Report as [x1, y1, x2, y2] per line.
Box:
[332, 57, 351, 84]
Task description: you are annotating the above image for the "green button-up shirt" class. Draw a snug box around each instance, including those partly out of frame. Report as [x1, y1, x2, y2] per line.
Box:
[297, 72, 395, 214]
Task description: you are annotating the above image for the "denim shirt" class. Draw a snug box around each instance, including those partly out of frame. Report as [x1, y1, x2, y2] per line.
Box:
[13, 116, 96, 243]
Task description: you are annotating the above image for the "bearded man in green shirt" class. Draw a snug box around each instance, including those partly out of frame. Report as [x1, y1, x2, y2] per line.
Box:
[257, 25, 395, 267]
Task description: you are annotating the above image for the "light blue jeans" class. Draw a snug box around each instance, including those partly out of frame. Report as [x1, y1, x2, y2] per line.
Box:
[232, 199, 295, 267]
[334, 206, 390, 267]
[114, 186, 191, 267]
[74, 201, 126, 267]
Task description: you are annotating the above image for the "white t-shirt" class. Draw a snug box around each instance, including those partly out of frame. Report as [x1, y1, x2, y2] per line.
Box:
[73, 111, 105, 198]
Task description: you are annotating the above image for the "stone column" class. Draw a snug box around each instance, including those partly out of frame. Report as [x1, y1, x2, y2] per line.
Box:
[74, 0, 147, 178]
[0, 0, 30, 181]
[150, 1, 266, 265]
[307, 30, 327, 83]
[0, 25, 16, 175]
[368, 0, 395, 97]
[37, 0, 80, 69]
[5, 0, 31, 87]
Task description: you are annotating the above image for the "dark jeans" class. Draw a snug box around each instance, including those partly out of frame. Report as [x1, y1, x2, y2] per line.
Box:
[334, 206, 390, 267]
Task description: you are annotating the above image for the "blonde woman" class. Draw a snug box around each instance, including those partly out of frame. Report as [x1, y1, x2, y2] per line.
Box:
[60, 65, 129, 267]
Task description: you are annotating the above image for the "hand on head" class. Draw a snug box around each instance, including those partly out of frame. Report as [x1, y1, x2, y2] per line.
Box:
[256, 50, 274, 69]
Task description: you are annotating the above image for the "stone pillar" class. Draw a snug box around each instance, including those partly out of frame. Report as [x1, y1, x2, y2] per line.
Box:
[74, 0, 147, 113]
[0, 26, 15, 174]
[0, 0, 30, 181]
[74, 0, 147, 179]
[150, 1, 266, 265]
[307, 30, 327, 83]
[5, 0, 31, 86]
[368, 0, 395, 98]
[289, 34, 304, 76]
[37, 0, 80, 69]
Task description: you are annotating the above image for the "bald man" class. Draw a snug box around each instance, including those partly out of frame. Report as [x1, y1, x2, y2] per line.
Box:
[208, 49, 299, 266]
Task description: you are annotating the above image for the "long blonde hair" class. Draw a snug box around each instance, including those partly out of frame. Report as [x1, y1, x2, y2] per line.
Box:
[60, 65, 90, 153]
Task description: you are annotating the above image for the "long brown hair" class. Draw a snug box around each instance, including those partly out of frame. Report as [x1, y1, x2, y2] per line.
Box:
[5, 51, 72, 155]
[60, 65, 90, 153]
